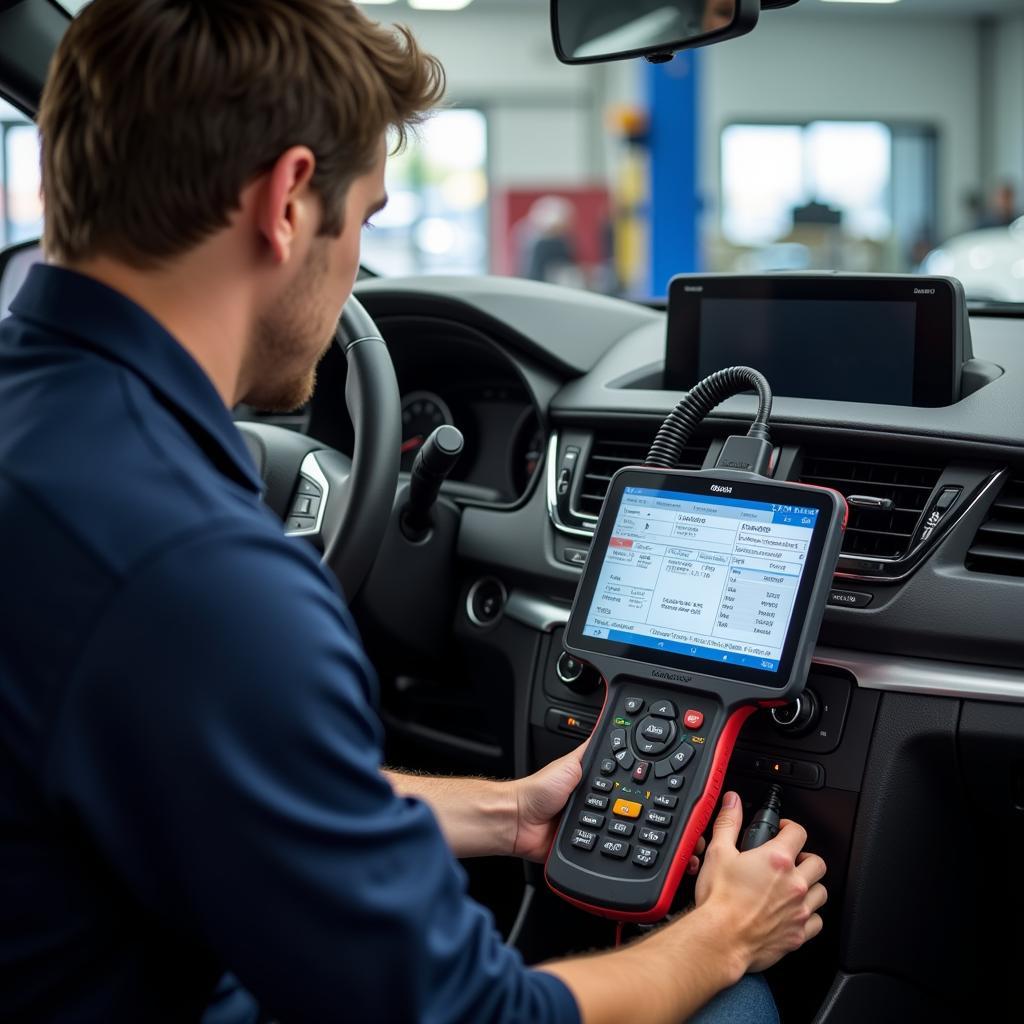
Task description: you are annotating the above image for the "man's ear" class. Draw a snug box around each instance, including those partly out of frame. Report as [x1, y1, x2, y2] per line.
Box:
[255, 146, 318, 265]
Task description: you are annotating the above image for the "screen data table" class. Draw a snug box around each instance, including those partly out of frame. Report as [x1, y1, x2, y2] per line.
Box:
[582, 487, 819, 673]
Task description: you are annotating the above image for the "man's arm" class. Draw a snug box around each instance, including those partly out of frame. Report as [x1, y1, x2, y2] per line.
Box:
[384, 770, 518, 859]
[384, 743, 585, 861]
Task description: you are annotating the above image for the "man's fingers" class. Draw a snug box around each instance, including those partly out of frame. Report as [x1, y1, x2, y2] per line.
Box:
[804, 913, 824, 942]
[806, 882, 827, 914]
[695, 836, 706, 856]
[709, 792, 743, 848]
[796, 852, 827, 885]
[687, 856, 700, 875]
[765, 818, 808, 858]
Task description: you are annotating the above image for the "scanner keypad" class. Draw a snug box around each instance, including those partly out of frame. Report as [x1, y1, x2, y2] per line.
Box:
[560, 686, 719, 883]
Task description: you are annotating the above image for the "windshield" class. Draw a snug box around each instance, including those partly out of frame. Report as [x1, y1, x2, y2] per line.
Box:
[29, 0, 1024, 308]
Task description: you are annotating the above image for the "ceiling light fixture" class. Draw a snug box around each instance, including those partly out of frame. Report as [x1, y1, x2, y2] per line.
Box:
[409, 0, 475, 10]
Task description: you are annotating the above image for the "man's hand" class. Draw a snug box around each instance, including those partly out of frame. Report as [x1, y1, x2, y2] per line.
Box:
[509, 743, 586, 862]
[694, 791, 827, 973]
[510, 742, 706, 868]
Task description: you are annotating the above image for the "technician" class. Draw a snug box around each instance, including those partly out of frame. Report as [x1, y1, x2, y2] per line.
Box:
[0, 1, 826, 1021]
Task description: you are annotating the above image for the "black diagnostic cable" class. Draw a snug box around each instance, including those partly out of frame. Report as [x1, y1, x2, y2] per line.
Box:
[740, 784, 783, 851]
[645, 366, 774, 477]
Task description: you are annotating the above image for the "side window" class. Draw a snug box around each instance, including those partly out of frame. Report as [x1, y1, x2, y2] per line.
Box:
[0, 97, 42, 249]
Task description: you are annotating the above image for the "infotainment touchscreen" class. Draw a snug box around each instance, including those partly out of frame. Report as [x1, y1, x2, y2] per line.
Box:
[580, 486, 818, 674]
[664, 273, 967, 407]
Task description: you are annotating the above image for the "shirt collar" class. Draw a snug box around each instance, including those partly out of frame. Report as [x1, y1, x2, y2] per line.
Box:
[9, 264, 263, 494]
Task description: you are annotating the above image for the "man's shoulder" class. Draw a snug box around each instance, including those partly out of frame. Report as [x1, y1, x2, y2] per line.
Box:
[0, 332, 264, 577]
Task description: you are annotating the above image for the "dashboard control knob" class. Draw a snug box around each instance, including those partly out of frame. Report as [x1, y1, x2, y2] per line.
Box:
[770, 690, 819, 736]
[556, 651, 599, 694]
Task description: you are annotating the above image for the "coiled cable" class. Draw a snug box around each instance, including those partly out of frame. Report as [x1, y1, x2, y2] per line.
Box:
[645, 366, 773, 469]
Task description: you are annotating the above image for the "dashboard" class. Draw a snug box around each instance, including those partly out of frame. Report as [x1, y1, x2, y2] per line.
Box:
[233, 270, 1024, 1020]
[337, 273, 1024, 1023]
[303, 309, 543, 505]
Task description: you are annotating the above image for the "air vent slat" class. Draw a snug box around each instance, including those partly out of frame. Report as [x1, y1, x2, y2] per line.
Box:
[575, 430, 710, 520]
[966, 474, 1024, 576]
[801, 451, 944, 560]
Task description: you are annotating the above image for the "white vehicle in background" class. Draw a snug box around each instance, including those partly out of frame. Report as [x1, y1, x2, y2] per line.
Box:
[923, 217, 1024, 304]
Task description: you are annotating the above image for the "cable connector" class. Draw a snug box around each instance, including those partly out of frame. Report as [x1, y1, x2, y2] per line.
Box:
[715, 432, 773, 477]
[740, 784, 783, 851]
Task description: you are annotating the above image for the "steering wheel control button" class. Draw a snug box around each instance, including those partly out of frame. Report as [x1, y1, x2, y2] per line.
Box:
[610, 729, 627, 752]
[467, 578, 507, 627]
[600, 839, 631, 860]
[669, 745, 695, 772]
[653, 758, 675, 779]
[579, 811, 605, 829]
[667, 775, 684, 790]
[592, 777, 613, 793]
[571, 830, 597, 851]
[631, 760, 650, 783]
[650, 699, 677, 718]
[633, 847, 658, 869]
[638, 827, 666, 846]
[683, 709, 704, 730]
[828, 589, 874, 609]
[607, 820, 634, 837]
[286, 516, 315, 532]
[614, 749, 635, 771]
[652, 794, 678, 809]
[585, 794, 609, 811]
[612, 798, 643, 820]
[645, 809, 673, 828]
[296, 478, 322, 497]
[624, 697, 645, 714]
[600, 758, 617, 776]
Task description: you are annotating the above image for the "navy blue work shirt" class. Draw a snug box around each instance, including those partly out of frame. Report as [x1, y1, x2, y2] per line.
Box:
[0, 265, 578, 1024]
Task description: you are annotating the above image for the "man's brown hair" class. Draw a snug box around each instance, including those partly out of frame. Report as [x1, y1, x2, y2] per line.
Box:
[38, 0, 445, 267]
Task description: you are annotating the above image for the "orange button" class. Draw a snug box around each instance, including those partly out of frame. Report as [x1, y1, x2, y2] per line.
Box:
[612, 798, 643, 819]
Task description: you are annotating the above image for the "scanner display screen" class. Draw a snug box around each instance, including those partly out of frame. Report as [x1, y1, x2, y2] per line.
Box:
[581, 487, 819, 674]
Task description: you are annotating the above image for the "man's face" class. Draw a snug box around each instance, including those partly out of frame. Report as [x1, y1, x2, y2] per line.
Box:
[244, 140, 388, 412]
[703, 0, 735, 33]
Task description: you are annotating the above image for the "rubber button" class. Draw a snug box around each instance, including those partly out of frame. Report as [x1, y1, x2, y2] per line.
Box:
[612, 798, 643, 820]
[600, 839, 630, 859]
[684, 709, 704, 730]
[650, 699, 677, 718]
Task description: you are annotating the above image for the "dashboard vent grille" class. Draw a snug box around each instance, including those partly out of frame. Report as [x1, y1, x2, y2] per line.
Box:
[966, 476, 1024, 576]
[577, 431, 710, 519]
[800, 452, 943, 559]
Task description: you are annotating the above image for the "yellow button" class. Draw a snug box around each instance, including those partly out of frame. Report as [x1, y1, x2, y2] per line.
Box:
[612, 798, 643, 819]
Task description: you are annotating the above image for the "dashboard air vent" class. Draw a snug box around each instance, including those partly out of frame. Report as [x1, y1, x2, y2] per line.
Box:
[800, 452, 943, 560]
[966, 476, 1024, 576]
[577, 431, 710, 519]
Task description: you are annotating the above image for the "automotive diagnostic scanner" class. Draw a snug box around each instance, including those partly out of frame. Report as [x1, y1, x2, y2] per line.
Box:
[544, 369, 846, 922]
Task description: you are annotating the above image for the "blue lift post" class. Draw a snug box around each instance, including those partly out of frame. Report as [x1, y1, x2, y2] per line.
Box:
[646, 51, 701, 299]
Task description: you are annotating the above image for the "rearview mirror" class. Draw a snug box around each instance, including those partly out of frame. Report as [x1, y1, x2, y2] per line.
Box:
[551, 0, 760, 65]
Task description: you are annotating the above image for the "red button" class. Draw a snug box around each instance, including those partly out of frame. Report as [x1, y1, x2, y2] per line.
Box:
[684, 709, 704, 729]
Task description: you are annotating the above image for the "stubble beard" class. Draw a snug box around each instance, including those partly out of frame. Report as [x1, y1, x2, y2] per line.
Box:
[243, 240, 335, 413]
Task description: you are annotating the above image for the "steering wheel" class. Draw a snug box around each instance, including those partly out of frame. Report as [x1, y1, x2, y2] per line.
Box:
[237, 295, 401, 598]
